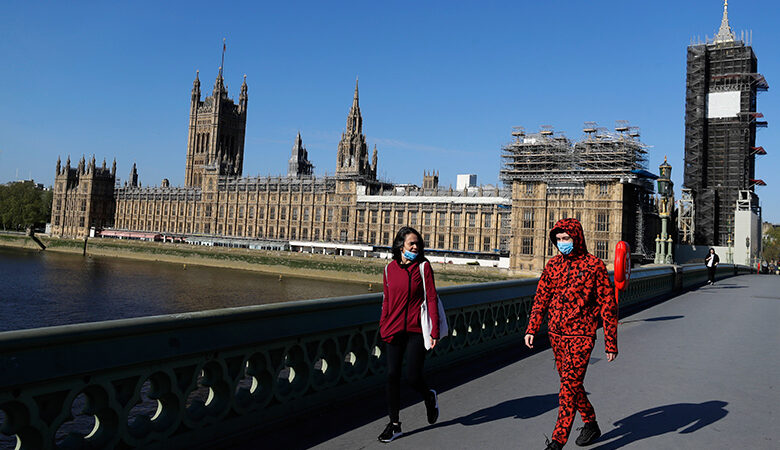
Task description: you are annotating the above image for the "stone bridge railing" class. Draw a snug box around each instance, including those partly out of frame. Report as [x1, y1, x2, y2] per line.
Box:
[0, 264, 751, 449]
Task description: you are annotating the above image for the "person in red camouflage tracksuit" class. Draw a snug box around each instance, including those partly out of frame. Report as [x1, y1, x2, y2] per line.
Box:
[524, 218, 618, 449]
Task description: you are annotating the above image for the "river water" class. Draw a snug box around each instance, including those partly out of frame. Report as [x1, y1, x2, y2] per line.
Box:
[0, 246, 371, 332]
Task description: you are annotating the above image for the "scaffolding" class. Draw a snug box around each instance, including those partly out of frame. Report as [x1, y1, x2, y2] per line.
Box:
[500, 122, 648, 184]
[677, 188, 695, 244]
[682, 36, 768, 245]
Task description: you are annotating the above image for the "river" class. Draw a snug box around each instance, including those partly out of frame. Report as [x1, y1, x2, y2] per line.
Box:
[0, 246, 371, 332]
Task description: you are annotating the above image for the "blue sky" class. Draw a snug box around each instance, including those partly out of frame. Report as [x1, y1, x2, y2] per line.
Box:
[1, 1, 778, 221]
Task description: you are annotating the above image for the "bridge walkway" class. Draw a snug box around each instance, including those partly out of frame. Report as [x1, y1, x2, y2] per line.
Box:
[255, 275, 779, 449]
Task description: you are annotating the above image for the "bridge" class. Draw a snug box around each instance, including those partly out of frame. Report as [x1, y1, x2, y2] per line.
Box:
[0, 265, 776, 449]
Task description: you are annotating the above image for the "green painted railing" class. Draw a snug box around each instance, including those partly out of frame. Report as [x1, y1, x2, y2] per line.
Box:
[0, 264, 752, 449]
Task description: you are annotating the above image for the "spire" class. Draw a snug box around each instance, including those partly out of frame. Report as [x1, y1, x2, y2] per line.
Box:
[192, 70, 201, 102]
[239, 74, 248, 111]
[353, 77, 359, 108]
[713, 0, 735, 44]
[111, 158, 116, 176]
[56, 156, 61, 175]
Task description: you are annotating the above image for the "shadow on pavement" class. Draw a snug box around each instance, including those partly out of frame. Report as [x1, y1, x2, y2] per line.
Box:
[620, 315, 684, 324]
[403, 393, 560, 438]
[592, 400, 728, 449]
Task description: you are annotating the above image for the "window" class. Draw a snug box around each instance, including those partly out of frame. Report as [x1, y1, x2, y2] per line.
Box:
[547, 239, 555, 256]
[258, 207, 265, 219]
[279, 228, 285, 238]
[249, 206, 254, 218]
[596, 212, 609, 232]
[291, 207, 298, 220]
[315, 207, 322, 221]
[521, 237, 533, 255]
[595, 240, 608, 259]
[598, 183, 609, 196]
[227, 225, 233, 235]
[314, 228, 320, 240]
[326, 229, 332, 240]
[383, 211, 391, 224]
[438, 213, 447, 227]
[575, 211, 582, 222]
[525, 182, 534, 195]
[452, 212, 461, 227]
[452, 235, 460, 249]
[238, 206, 244, 218]
[257, 226, 262, 236]
[291, 228, 296, 239]
[237, 225, 243, 236]
[383, 232, 390, 245]
[467, 236, 475, 251]
[522, 210, 534, 229]
[327, 207, 334, 222]
[424, 212, 431, 226]
[438, 234, 445, 249]
[548, 211, 556, 229]
[370, 231, 376, 243]
[397, 212, 404, 225]
[357, 230, 364, 242]
[410, 211, 417, 226]
[468, 213, 476, 227]
[483, 236, 491, 252]
[219, 205, 225, 217]
[303, 207, 310, 220]
[247, 225, 253, 236]
[269, 207, 275, 220]
[280, 207, 287, 220]
[483, 213, 492, 228]
[302, 228, 308, 239]
[341, 207, 349, 223]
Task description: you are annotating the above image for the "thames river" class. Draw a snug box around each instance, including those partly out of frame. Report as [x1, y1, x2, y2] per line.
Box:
[0, 246, 371, 332]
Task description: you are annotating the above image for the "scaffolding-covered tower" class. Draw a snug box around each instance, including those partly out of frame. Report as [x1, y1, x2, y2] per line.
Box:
[500, 122, 658, 271]
[683, 1, 768, 246]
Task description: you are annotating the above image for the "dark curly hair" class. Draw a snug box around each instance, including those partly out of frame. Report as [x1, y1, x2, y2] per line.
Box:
[391, 226, 425, 262]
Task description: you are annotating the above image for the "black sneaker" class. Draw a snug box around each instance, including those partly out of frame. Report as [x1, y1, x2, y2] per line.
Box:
[424, 389, 439, 424]
[544, 437, 563, 450]
[575, 421, 601, 446]
[378, 422, 402, 443]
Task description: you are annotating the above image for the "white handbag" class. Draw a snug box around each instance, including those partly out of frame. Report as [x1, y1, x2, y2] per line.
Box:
[419, 261, 449, 350]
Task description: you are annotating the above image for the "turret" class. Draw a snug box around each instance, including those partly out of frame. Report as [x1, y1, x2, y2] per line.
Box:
[111, 158, 116, 177]
[239, 74, 248, 113]
[56, 156, 61, 176]
[129, 163, 138, 187]
[192, 70, 201, 104]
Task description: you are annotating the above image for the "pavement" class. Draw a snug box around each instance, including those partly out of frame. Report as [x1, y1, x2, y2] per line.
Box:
[254, 274, 780, 449]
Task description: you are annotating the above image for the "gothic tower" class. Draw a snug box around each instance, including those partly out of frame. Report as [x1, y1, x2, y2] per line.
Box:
[683, 0, 767, 245]
[336, 79, 376, 180]
[184, 64, 248, 188]
[288, 131, 314, 177]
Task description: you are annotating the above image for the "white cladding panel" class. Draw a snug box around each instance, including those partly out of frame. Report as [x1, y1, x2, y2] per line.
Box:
[706, 91, 741, 119]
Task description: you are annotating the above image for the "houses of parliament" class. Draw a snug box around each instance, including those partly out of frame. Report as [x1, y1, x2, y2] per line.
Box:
[50, 63, 660, 273]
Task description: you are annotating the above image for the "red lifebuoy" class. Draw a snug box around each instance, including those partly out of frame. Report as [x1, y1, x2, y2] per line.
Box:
[614, 241, 631, 292]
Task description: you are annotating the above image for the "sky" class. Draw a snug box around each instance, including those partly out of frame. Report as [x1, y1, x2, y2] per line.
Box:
[0, 1, 778, 222]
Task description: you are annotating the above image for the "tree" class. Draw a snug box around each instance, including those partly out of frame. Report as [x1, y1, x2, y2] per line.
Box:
[0, 181, 53, 231]
[763, 226, 780, 262]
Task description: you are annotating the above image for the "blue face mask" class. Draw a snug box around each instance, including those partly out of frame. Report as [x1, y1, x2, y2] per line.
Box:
[403, 250, 418, 261]
[557, 241, 574, 255]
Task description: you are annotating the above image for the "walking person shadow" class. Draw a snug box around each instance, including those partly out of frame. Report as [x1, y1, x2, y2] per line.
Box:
[402, 393, 559, 438]
[593, 400, 728, 449]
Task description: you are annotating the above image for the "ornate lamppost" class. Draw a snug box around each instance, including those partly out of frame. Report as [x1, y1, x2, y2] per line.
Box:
[655, 157, 674, 264]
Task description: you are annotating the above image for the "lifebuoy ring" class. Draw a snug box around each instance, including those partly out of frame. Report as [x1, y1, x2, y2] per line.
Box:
[614, 241, 631, 292]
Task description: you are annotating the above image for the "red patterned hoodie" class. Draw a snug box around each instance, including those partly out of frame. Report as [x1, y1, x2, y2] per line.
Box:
[525, 218, 618, 353]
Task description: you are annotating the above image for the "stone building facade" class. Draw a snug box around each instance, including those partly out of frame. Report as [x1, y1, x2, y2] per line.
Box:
[50, 67, 658, 273]
[50, 156, 116, 238]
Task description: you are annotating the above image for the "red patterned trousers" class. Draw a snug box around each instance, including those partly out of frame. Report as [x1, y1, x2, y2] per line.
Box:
[550, 333, 596, 444]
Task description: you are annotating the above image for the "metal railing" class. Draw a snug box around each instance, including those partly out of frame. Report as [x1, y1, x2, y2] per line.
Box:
[0, 264, 752, 449]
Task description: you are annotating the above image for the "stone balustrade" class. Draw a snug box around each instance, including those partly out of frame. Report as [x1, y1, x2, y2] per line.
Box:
[0, 264, 751, 449]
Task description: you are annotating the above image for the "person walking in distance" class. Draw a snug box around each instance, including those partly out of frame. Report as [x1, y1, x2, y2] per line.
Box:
[705, 248, 719, 285]
[524, 218, 619, 449]
[378, 226, 440, 443]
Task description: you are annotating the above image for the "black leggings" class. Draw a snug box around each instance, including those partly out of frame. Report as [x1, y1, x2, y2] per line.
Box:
[385, 332, 429, 423]
[707, 266, 716, 283]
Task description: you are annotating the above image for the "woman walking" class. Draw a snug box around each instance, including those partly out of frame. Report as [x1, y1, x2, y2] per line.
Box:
[378, 226, 441, 443]
[705, 248, 719, 284]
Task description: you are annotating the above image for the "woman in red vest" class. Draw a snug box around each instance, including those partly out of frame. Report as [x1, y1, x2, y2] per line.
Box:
[378, 226, 441, 443]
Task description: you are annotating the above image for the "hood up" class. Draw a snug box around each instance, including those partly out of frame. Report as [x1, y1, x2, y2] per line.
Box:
[549, 217, 588, 257]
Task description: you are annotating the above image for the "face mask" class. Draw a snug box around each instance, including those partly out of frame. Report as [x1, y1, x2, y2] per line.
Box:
[403, 250, 418, 261]
[557, 241, 574, 255]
